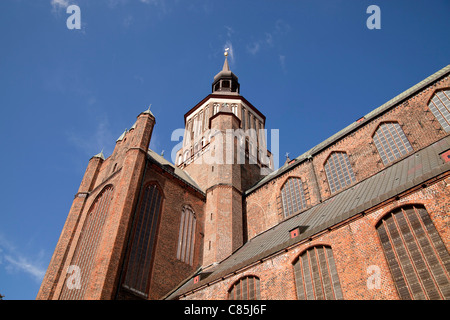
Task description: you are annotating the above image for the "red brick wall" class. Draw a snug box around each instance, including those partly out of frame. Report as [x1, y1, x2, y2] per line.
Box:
[180, 176, 449, 300]
[245, 75, 450, 240]
[140, 165, 206, 300]
[37, 112, 157, 300]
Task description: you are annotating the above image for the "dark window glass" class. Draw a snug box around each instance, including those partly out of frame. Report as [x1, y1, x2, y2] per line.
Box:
[123, 184, 163, 297]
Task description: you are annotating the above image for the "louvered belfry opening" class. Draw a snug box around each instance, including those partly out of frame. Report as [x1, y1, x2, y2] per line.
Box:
[376, 205, 450, 300]
[60, 185, 114, 300]
[123, 184, 163, 297]
[293, 245, 343, 300]
[228, 276, 261, 300]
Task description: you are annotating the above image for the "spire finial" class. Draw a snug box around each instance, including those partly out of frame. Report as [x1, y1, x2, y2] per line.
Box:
[284, 152, 291, 166]
[222, 48, 230, 72]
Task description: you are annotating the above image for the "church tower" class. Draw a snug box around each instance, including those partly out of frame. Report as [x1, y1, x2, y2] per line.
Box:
[176, 51, 273, 267]
[37, 52, 273, 300]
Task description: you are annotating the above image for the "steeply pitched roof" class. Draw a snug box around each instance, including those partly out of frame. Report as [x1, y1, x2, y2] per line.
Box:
[166, 135, 450, 299]
[146, 148, 205, 196]
[246, 64, 450, 195]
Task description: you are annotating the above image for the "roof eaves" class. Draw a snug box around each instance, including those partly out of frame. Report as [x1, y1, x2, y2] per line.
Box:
[245, 64, 450, 195]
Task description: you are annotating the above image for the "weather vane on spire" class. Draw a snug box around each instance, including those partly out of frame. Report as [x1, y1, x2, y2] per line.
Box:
[224, 48, 229, 57]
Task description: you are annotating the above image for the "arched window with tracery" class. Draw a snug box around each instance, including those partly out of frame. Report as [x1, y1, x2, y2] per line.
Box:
[177, 206, 196, 266]
[293, 245, 343, 300]
[376, 205, 450, 300]
[324, 151, 356, 194]
[373, 122, 413, 165]
[123, 184, 163, 297]
[428, 89, 450, 132]
[228, 276, 261, 300]
[60, 185, 114, 300]
[281, 177, 307, 218]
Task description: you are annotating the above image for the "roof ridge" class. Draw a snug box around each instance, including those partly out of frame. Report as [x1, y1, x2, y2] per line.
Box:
[245, 64, 450, 195]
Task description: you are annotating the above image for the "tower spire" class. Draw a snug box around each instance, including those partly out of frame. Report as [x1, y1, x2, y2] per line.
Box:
[222, 48, 230, 72]
[212, 48, 240, 94]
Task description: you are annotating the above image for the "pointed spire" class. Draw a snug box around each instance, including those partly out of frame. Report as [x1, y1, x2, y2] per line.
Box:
[141, 104, 154, 116]
[284, 152, 291, 166]
[116, 129, 127, 142]
[212, 48, 240, 94]
[222, 48, 230, 72]
[92, 148, 105, 160]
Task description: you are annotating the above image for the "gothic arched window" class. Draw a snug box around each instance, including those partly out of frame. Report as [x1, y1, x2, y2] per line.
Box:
[373, 122, 413, 165]
[60, 185, 114, 300]
[293, 245, 343, 300]
[281, 177, 307, 218]
[376, 205, 450, 300]
[123, 184, 163, 297]
[177, 206, 196, 265]
[428, 89, 450, 132]
[228, 276, 261, 300]
[324, 151, 356, 194]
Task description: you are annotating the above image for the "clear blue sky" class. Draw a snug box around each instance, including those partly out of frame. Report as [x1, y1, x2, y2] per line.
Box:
[0, 0, 448, 300]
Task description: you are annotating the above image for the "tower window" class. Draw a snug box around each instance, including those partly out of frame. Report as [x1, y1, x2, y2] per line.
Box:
[376, 205, 450, 300]
[222, 80, 230, 88]
[428, 89, 450, 132]
[123, 184, 163, 297]
[177, 206, 196, 266]
[293, 245, 343, 300]
[228, 276, 261, 300]
[373, 122, 413, 165]
[281, 177, 307, 218]
[324, 152, 356, 194]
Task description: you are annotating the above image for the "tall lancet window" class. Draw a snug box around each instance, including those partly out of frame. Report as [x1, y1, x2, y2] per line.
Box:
[428, 89, 450, 132]
[123, 184, 163, 297]
[60, 185, 114, 300]
[376, 205, 450, 300]
[293, 246, 343, 300]
[177, 206, 196, 265]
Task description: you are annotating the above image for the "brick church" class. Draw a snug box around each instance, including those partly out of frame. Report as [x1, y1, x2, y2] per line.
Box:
[37, 55, 450, 300]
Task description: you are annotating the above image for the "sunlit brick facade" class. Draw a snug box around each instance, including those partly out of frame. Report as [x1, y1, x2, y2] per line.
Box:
[37, 60, 450, 300]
